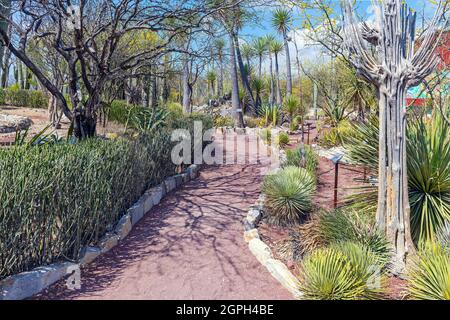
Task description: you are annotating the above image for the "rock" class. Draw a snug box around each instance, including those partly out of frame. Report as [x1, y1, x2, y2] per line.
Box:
[173, 174, 183, 188]
[115, 214, 132, 240]
[244, 229, 260, 243]
[248, 238, 273, 266]
[144, 191, 153, 216]
[235, 127, 245, 135]
[0, 262, 77, 300]
[246, 208, 261, 225]
[147, 185, 164, 206]
[0, 114, 32, 134]
[164, 176, 177, 193]
[181, 172, 190, 183]
[188, 164, 199, 179]
[242, 218, 255, 231]
[128, 200, 144, 226]
[79, 246, 102, 266]
[265, 259, 303, 299]
[99, 233, 119, 253]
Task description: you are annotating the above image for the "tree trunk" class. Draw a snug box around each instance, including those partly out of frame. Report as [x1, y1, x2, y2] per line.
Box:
[229, 34, 244, 128]
[283, 32, 292, 96]
[0, 0, 10, 82]
[269, 53, 275, 106]
[274, 53, 282, 106]
[218, 54, 224, 98]
[182, 59, 191, 113]
[233, 33, 256, 115]
[376, 86, 414, 273]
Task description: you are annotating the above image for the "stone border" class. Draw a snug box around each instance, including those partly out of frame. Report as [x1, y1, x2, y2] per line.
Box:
[0, 164, 201, 300]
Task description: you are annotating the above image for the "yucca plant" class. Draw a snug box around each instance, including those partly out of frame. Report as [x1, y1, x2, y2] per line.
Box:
[262, 166, 316, 226]
[259, 104, 280, 126]
[407, 241, 450, 300]
[283, 95, 299, 119]
[343, 112, 450, 244]
[284, 145, 318, 174]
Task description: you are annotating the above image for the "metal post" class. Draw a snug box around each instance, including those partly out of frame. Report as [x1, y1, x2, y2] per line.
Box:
[334, 162, 339, 208]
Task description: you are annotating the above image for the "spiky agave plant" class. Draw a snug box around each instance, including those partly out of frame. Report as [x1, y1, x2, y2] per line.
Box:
[262, 166, 316, 226]
[343, 112, 450, 244]
[407, 241, 450, 300]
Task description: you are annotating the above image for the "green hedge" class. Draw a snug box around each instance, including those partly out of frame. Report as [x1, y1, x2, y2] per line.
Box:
[0, 88, 48, 108]
[0, 112, 213, 279]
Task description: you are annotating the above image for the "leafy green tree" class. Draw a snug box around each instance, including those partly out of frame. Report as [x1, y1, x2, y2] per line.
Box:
[272, 9, 293, 97]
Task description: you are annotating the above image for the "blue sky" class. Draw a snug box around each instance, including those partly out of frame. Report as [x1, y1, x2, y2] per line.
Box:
[242, 0, 439, 40]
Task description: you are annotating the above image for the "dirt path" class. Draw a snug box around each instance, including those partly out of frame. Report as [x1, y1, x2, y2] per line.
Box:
[35, 133, 292, 300]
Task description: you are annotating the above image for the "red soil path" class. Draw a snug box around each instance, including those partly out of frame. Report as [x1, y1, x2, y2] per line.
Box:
[35, 133, 292, 300]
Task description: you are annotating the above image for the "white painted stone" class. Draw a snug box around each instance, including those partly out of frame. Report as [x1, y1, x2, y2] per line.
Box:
[0, 262, 77, 300]
[128, 201, 144, 226]
[181, 172, 190, 183]
[115, 214, 132, 240]
[164, 176, 176, 192]
[246, 208, 261, 225]
[244, 229, 260, 243]
[248, 238, 273, 266]
[173, 174, 183, 187]
[265, 259, 303, 299]
[143, 192, 154, 213]
[79, 246, 102, 266]
[147, 185, 163, 206]
[99, 233, 119, 253]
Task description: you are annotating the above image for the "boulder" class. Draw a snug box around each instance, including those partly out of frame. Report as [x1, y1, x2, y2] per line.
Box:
[115, 214, 132, 240]
[79, 246, 102, 266]
[248, 238, 273, 266]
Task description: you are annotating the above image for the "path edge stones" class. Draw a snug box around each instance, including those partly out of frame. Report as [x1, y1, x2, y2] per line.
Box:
[0, 164, 201, 300]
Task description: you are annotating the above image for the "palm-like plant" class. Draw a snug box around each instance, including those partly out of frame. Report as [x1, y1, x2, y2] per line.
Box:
[241, 43, 255, 80]
[269, 39, 284, 106]
[252, 37, 267, 78]
[206, 70, 217, 97]
[264, 34, 276, 106]
[272, 8, 293, 96]
[252, 77, 264, 111]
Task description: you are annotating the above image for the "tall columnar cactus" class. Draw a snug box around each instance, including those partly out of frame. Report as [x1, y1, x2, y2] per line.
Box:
[342, 0, 447, 272]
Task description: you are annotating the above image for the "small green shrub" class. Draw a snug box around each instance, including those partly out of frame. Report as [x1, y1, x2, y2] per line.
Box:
[246, 117, 265, 128]
[408, 241, 450, 300]
[262, 166, 316, 226]
[275, 132, 290, 148]
[284, 145, 318, 174]
[166, 102, 184, 119]
[298, 242, 385, 300]
[108, 100, 131, 124]
[214, 115, 235, 128]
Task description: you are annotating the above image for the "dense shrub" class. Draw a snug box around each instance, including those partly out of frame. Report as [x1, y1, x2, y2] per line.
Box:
[298, 242, 386, 300]
[262, 166, 316, 226]
[0, 112, 213, 279]
[1, 87, 47, 108]
[408, 241, 450, 300]
[284, 145, 318, 174]
[107, 100, 131, 124]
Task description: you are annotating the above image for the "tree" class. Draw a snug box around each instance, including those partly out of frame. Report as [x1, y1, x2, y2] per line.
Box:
[253, 37, 267, 79]
[215, 39, 226, 98]
[342, 0, 447, 272]
[264, 35, 276, 106]
[272, 8, 293, 97]
[270, 39, 284, 106]
[206, 70, 217, 97]
[0, 0, 221, 138]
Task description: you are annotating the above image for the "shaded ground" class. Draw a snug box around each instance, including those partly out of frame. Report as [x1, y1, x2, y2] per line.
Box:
[35, 133, 292, 300]
[0, 106, 123, 145]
